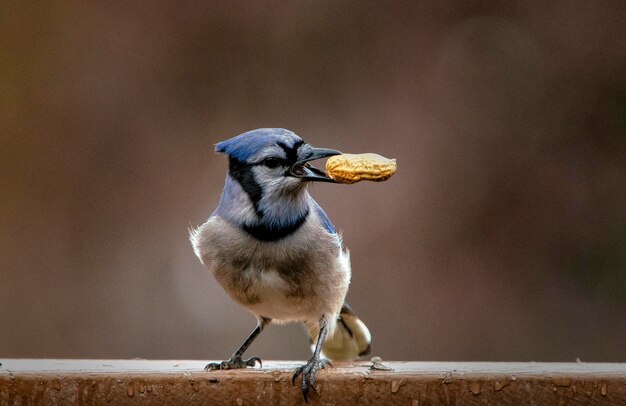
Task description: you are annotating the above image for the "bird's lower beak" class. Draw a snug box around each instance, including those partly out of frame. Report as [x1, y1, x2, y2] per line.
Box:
[290, 147, 342, 183]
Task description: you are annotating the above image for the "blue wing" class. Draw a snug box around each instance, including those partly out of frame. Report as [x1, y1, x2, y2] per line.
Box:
[312, 200, 336, 234]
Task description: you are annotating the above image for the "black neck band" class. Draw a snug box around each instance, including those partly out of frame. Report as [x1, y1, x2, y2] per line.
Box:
[243, 209, 309, 241]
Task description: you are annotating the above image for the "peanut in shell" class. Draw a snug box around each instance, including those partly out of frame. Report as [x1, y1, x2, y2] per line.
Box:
[325, 153, 397, 184]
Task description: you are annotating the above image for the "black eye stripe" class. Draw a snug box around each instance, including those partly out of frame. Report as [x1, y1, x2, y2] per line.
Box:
[228, 157, 264, 217]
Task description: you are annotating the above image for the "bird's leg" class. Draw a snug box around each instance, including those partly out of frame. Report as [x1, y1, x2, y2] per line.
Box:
[292, 316, 331, 401]
[205, 317, 270, 371]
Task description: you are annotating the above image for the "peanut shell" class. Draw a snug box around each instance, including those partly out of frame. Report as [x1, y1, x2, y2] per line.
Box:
[325, 153, 397, 184]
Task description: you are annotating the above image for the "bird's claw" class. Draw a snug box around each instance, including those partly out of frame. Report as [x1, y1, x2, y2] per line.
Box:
[292, 357, 331, 401]
[204, 355, 262, 371]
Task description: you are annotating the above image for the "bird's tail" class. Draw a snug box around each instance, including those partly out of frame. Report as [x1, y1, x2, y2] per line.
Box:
[306, 303, 372, 362]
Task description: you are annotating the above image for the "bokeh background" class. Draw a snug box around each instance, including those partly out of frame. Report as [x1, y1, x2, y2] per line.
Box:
[1, 1, 625, 362]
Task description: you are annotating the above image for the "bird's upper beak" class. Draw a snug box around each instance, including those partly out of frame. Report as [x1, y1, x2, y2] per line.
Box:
[290, 146, 342, 183]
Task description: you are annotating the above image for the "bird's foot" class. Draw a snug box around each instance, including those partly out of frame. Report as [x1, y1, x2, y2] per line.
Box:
[292, 356, 331, 401]
[204, 355, 262, 371]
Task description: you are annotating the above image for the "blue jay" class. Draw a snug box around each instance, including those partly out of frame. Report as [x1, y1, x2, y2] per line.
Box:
[190, 128, 371, 400]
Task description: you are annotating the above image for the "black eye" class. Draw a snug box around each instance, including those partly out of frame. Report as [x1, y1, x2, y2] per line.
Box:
[261, 158, 281, 168]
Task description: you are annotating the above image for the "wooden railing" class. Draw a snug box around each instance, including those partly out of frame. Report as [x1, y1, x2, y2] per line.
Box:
[1, 359, 625, 404]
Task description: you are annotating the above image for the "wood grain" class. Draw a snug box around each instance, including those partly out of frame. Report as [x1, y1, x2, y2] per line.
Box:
[1, 360, 624, 404]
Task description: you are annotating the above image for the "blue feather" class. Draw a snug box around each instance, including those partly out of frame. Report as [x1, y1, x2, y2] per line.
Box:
[312, 200, 336, 234]
[215, 128, 302, 162]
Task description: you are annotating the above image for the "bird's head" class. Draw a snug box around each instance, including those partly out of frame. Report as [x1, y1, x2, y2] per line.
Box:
[215, 128, 341, 199]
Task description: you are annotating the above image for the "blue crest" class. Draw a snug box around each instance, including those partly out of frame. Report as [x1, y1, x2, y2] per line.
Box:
[215, 128, 303, 162]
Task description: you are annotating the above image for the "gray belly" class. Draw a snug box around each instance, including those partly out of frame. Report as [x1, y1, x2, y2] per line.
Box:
[215, 262, 322, 321]
[191, 216, 350, 322]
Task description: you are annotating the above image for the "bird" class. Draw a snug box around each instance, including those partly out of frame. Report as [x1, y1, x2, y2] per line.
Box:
[190, 128, 371, 400]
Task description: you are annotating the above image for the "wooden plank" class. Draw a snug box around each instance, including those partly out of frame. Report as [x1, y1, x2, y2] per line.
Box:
[1, 359, 624, 404]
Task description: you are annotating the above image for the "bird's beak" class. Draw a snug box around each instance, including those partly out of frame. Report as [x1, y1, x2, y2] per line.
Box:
[290, 147, 342, 183]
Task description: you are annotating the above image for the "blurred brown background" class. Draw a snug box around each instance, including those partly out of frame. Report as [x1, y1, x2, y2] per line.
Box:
[1, 1, 625, 362]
